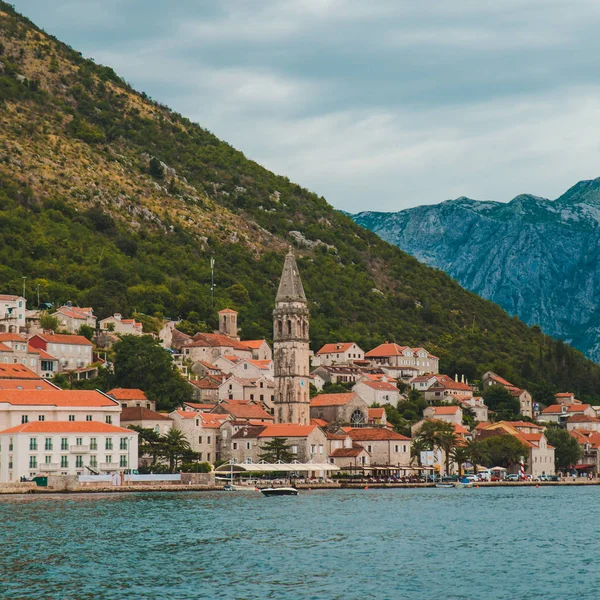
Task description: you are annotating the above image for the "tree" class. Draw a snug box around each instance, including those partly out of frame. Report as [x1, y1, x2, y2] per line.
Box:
[39, 312, 59, 331]
[128, 425, 162, 466]
[438, 429, 459, 475]
[258, 438, 296, 463]
[414, 420, 457, 474]
[149, 157, 164, 179]
[78, 324, 95, 341]
[545, 428, 583, 472]
[463, 439, 489, 474]
[480, 434, 530, 470]
[110, 335, 192, 411]
[482, 385, 521, 420]
[451, 446, 470, 477]
[158, 428, 192, 472]
[411, 436, 429, 467]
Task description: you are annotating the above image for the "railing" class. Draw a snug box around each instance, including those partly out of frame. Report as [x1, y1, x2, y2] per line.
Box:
[70, 445, 90, 453]
[39, 463, 59, 472]
[124, 474, 181, 482]
[99, 463, 121, 470]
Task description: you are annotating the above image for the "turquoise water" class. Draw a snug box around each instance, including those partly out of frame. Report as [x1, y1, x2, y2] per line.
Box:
[0, 487, 597, 599]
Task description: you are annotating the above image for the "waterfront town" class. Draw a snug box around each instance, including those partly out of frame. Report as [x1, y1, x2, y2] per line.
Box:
[0, 248, 596, 490]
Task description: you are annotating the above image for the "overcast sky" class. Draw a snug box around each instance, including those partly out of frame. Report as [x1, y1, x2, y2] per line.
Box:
[12, 0, 600, 212]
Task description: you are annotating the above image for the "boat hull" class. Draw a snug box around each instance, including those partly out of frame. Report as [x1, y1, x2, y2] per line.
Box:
[260, 487, 299, 496]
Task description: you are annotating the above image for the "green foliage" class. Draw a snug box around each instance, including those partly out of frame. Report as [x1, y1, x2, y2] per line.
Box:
[39, 312, 58, 331]
[545, 428, 583, 471]
[180, 461, 212, 473]
[149, 157, 164, 180]
[462, 439, 489, 474]
[78, 324, 95, 341]
[482, 386, 521, 421]
[480, 434, 530, 469]
[258, 438, 295, 463]
[158, 427, 193, 473]
[110, 335, 192, 410]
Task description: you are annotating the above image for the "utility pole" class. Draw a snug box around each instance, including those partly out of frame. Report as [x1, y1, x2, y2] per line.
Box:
[210, 257, 216, 308]
[22, 276, 26, 301]
[37, 285, 40, 308]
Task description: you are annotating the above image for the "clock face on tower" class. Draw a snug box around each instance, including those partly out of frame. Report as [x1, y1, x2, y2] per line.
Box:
[299, 379, 305, 387]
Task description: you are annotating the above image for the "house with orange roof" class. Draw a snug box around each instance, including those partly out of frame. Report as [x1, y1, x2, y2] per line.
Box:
[0, 389, 122, 431]
[423, 405, 463, 425]
[566, 414, 600, 432]
[229, 358, 274, 380]
[211, 399, 274, 423]
[480, 371, 533, 418]
[554, 392, 580, 405]
[98, 313, 143, 336]
[106, 388, 155, 411]
[0, 294, 26, 332]
[217, 377, 275, 409]
[310, 392, 369, 426]
[29, 333, 93, 373]
[345, 427, 411, 471]
[476, 421, 555, 477]
[0, 420, 139, 482]
[241, 339, 272, 361]
[459, 396, 489, 422]
[353, 379, 400, 407]
[180, 332, 254, 364]
[538, 403, 596, 425]
[189, 360, 223, 379]
[120, 406, 173, 438]
[169, 409, 229, 463]
[569, 429, 600, 475]
[423, 374, 473, 403]
[367, 407, 387, 426]
[55, 304, 97, 333]
[310, 364, 364, 391]
[188, 377, 221, 403]
[314, 342, 364, 366]
[0, 332, 46, 376]
[329, 444, 371, 470]
[364, 343, 439, 378]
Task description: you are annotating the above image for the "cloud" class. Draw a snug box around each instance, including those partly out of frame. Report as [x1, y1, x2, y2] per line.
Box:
[11, 0, 600, 212]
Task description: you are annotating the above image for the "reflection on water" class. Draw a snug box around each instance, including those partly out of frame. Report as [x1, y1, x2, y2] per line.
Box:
[0, 488, 598, 599]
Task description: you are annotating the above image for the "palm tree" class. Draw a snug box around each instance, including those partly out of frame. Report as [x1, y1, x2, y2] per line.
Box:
[415, 420, 457, 475]
[451, 446, 470, 477]
[437, 430, 459, 475]
[159, 428, 191, 472]
[411, 437, 429, 467]
[464, 439, 489, 475]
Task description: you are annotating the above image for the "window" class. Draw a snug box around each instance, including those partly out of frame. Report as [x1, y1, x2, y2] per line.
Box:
[76, 438, 83, 446]
[61, 438, 68, 451]
[207, 436, 211, 444]
[29, 456, 37, 469]
[246, 442, 251, 450]
[207, 453, 211, 461]
[120, 438, 127, 450]
[198, 436, 203, 444]
[196, 420, 199, 427]
[394, 445, 399, 453]
[38, 415, 45, 421]
[21, 415, 28, 424]
[45, 438, 52, 451]
[76, 456, 83, 468]
[29, 438, 37, 451]
[45, 455, 52, 464]
[90, 438, 97, 451]
[291, 445, 298, 454]
[105, 416, 112, 424]
[105, 438, 113, 450]
[232, 442, 238, 450]
[68, 415, 75, 422]
[311, 445, 316, 454]
[86, 415, 93, 422]
[89, 455, 97, 468]
[60, 456, 68, 468]
[367, 445, 373, 453]
[120, 455, 127, 467]
[105, 455, 112, 464]
[319, 445, 324, 455]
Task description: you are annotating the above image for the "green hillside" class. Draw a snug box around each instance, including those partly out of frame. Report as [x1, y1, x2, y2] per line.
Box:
[0, 1, 599, 402]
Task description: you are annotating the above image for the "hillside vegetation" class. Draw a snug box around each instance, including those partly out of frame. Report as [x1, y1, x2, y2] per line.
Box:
[1, 1, 599, 402]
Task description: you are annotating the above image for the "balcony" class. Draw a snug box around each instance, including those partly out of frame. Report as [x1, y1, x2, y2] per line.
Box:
[39, 463, 59, 472]
[99, 463, 122, 471]
[70, 445, 90, 453]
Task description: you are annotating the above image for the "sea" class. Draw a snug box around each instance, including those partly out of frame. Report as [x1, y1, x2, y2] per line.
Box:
[0, 486, 597, 600]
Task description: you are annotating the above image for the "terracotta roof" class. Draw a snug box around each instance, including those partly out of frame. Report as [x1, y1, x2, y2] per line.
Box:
[0, 343, 11, 352]
[556, 393, 575, 398]
[428, 406, 460, 415]
[316, 342, 356, 355]
[0, 294, 20, 301]
[453, 423, 470, 435]
[368, 407, 385, 419]
[429, 375, 472, 392]
[542, 404, 591, 414]
[257, 424, 317, 438]
[0, 365, 43, 380]
[0, 333, 27, 343]
[244, 359, 272, 370]
[358, 380, 398, 392]
[189, 378, 221, 391]
[485, 372, 514, 387]
[365, 343, 411, 358]
[310, 393, 356, 407]
[121, 407, 172, 421]
[56, 307, 94, 320]
[231, 425, 267, 439]
[347, 427, 410, 441]
[200, 414, 228, 429]
[0, 389, 117, 407]
[331, 446, 367, 458]
[32, 333, 92, 346]
[0, 379, 55, 390]
[214, 400, 273, 421]
[220, 354, 241, 363]
[242, 340, 268, 349]
[29, 346, 57, 361]
[107, 388, 148, 401]
[0, 421, 134, 435]
[194, 360, 221, 370]
[311, 418, 329, 427]
[505, 421, 544, 429]
[188, 332, 251, 351]
[184, 402, 218, 411]
[567, 414, 600, 423]
[218, 308, 238, 314]
[173, 410, 198, 420]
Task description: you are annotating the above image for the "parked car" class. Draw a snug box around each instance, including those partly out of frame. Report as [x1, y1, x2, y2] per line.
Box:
[539, 474, 560, 482]
[465, 475, 479, 482]
[505, 474, 521, 481]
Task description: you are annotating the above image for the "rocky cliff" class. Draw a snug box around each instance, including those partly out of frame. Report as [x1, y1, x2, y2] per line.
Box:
[353, 178, 600, 361]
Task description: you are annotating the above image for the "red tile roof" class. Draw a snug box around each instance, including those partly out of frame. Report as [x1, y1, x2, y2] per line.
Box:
[56, 307, 94, 320]
[257, 424, 317, 438]
[107, 388, 148, 401]
[428, 406, 460, 415]
[32, 333, 92, 346]
[310, 393, 356, 407]
[0, 365, 42, 380]
[218, 308, 238, 314]
[359, 380, 398, 392]
[0, 379, 55, 390]
[311, 418, 329, 427]
[189, 378, 221, 391]
[0, 421, 133, 435]
[368, 407, 385, 419]
[242, 340, 268, 349]
[347, 427, 410, 441]
[365, 343, 411, 358]
[0, 343, 11, 352]
[429, 375, 472, 392]
[184, 402, 218, 411]
[330, 446, 367, 458]
[121, 407, 172, 421]
[316, 342, 355, 355]
[28, 346, 57, 361]
[188, 332, 251, 351]
[567, 414, 600, 423]
[214, 400, 273, 421]
[542, 404, 591, 414]
[0, 333, 27, 343]
[485, 372, 514, 387]
[0, 390, 117, 407]
[173, 410, 198, 420]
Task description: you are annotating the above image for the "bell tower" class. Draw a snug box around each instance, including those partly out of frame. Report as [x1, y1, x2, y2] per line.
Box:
[273, 247, 310, 424]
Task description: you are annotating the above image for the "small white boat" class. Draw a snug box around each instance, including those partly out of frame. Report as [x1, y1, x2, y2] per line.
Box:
[260, 486, 299, 496]
[454, 481, 473, 489]
[435, 483, 454, 489]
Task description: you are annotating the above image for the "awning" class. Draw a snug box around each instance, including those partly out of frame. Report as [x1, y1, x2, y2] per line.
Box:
[214, 460, 339, 473]
[489, 466, 508, 472]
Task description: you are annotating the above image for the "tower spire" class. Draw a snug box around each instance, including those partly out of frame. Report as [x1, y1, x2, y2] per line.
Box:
[276, 246, 306, 302]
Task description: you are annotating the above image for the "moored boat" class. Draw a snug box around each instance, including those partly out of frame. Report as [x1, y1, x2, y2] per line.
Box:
[435, 483, 454, 488]
[260, 486, 299, 496]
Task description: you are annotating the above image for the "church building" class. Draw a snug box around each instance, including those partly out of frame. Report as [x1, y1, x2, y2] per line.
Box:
[273, 247, 311, 425]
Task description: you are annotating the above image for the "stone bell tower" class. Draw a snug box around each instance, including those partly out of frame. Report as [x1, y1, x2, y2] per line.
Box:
[273, 247, 310, 424]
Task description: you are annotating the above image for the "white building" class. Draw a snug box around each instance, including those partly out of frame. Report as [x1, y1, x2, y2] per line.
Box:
[229, 358, 274, 380]
[0, 295, 26, 333]
[353, 380, 400, 406]
[55, 305, 97, 333]
[314, 342, 365, 366]
[29, 333, 93, 372]
[0, 421, 138, 482]
[365, 343, 439, 378]
[99, 313, 143, 336]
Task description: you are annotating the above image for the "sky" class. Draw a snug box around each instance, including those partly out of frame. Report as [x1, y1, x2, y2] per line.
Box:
[11, 0, 600, 212]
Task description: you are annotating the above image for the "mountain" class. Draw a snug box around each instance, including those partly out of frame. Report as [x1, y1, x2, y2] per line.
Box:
[353, 179, 600, 362]
[1, 1, 600, 401]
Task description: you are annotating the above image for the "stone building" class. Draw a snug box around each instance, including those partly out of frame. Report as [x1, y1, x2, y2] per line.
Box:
[273, 248, 311, 425]
[309, 392, 369, 426]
